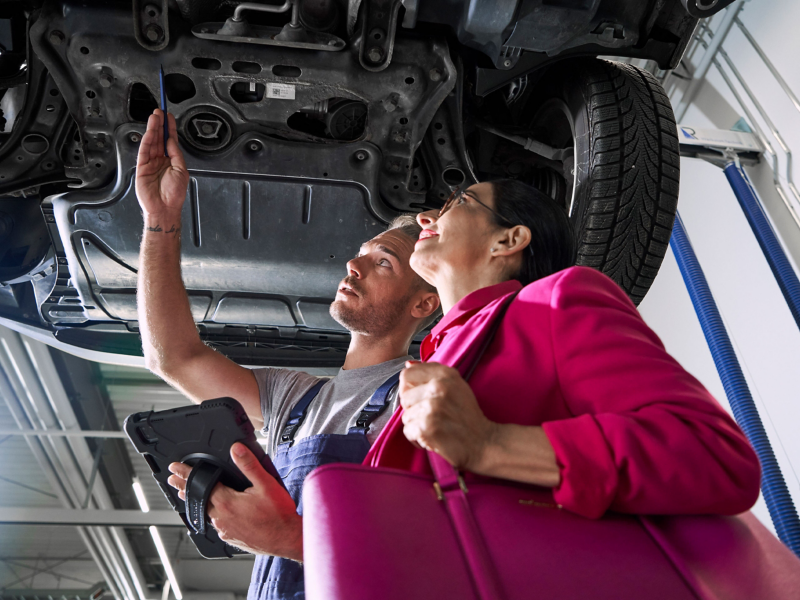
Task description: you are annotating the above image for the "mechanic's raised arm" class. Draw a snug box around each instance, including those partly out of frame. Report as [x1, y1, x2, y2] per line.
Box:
[135, 109, 262, 426]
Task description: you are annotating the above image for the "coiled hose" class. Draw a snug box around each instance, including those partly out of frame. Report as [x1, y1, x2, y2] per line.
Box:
[724, 161, 800, 331]
[670, 212, 800, 556]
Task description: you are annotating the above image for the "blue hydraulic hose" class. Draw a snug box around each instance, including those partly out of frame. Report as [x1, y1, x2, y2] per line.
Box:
[724, 161, 800, 332]
[670, 212, 800, 556]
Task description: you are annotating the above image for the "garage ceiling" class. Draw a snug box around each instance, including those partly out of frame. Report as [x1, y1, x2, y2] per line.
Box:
[0, 326, 256, 600]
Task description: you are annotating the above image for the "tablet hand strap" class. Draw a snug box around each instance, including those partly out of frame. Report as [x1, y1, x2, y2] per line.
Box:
[185, 461, 224, 535]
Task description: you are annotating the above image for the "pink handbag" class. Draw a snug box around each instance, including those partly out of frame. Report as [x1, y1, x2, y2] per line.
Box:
[302, 294, 800, 599]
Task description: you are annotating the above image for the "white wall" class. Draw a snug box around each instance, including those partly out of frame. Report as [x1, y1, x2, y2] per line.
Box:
[637, 0, 800, 534]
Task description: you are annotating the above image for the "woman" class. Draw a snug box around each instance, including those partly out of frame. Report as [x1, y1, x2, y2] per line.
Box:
[364, 179, 760, 518]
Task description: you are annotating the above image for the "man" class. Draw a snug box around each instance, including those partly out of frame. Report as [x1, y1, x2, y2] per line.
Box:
[134, 109, 439, 599]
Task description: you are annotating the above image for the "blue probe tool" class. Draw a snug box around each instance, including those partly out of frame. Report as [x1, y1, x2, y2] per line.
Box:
[159, 65, 168, 156]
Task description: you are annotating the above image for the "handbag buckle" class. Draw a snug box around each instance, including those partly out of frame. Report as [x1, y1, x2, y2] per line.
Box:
[433, 474, 468, 501]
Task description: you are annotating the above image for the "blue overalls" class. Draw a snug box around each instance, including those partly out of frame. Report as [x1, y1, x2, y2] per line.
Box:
[247, 373, 401, 600]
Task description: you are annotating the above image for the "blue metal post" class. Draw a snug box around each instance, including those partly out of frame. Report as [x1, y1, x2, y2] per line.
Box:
[670, 211, 800, 556]
[723, 161, 800, 332]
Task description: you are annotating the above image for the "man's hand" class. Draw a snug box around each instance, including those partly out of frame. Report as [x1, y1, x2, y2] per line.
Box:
[167, 443, 302, 561]
[399, 361, 499, 472]
[135, 108, 190, 220]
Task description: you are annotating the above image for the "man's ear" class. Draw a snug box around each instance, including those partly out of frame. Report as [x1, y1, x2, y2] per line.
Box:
[411, 291, 441, 320]
[493, 225, 532, 258]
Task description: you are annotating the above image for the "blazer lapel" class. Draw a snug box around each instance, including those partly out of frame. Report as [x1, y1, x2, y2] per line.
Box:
[426, 290, 517, 377]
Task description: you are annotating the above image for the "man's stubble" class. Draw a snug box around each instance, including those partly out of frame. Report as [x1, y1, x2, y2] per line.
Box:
[329, 282, 414, 337]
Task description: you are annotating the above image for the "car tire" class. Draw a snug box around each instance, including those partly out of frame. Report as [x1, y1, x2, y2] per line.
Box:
[528, 58, 680, 305]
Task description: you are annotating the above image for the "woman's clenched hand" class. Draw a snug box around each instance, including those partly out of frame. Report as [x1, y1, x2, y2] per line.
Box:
[399, 361, 499, 471]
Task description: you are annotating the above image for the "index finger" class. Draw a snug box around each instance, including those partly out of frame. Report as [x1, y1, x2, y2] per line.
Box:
[400, 361, 456, 390]
[137, 110, 162, 166]
[165, 112, 187, 171]
[168, 461, 191, 478]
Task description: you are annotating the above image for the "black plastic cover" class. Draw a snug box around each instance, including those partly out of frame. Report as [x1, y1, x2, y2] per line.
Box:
[124, 396, 282, 559]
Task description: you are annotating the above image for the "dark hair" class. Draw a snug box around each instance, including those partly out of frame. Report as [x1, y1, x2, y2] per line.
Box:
[489, 179, 576, 286]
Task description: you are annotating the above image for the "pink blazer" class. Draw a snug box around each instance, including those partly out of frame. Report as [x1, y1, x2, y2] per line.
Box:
[365, 266, 761, 519]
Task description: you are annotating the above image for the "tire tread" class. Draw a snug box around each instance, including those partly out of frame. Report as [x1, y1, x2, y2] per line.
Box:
[574, 60, 679, 305]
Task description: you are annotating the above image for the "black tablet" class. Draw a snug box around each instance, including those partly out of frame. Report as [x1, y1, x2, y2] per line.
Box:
[124, 397, 283, 559]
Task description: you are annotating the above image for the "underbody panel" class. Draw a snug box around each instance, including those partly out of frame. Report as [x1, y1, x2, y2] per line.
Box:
[0, 0, 706, 365]
[49, 124, 388, 333]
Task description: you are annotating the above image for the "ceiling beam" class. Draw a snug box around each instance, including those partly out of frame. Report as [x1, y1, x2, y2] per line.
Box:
[0, 508, 183, 527]
[0, 428, 267, 441]
[0, 583, 106, 600]
[0, 428, 129, 438]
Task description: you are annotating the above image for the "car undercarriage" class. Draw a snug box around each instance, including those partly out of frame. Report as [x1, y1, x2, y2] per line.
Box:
[0, 0, 734, 365]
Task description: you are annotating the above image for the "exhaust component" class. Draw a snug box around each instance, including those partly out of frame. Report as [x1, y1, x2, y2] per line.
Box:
[299, 0, 341, 32]
[192, 0, 345, 50]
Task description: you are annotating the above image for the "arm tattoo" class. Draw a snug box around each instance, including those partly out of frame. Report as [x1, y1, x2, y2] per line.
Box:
[146, 224, 181, 235]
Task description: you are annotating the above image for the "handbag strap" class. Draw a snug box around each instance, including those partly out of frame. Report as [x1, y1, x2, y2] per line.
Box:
[458, 290, 520, 382]
[427, 290, 519, 600]
[428, 289, 519, 489]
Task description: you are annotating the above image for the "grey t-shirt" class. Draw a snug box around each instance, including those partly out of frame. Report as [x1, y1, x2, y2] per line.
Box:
[253, 356, 410, 457]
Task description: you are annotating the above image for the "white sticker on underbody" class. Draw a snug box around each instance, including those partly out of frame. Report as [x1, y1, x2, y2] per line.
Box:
[266, 83, 296, 100]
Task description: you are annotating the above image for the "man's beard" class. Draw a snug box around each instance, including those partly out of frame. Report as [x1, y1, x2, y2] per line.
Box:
[329, 279, 413, 336]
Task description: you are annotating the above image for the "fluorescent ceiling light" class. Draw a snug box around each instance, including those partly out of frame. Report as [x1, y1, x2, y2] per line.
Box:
[132, 478, 150, 513]
[136, 479, 181, 599]
[161, 580, 171, 600]
[149, 526, 182, 600]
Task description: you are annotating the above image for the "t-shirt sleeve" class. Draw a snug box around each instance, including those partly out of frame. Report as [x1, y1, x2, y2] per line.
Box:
[540, 267, 761, 518]
[251, 368, 318, 436]
[251, 368, 276, 433]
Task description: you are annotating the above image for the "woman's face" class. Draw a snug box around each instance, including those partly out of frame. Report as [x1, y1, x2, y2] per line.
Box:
[411, 182, 502, 286]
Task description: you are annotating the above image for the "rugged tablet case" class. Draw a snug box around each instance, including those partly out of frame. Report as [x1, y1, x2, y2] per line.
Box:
[124, 397, 282, 559]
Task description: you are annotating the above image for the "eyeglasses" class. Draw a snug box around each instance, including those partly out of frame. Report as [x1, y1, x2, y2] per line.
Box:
[439, 187, 534, 263]
[438, 187, 515, 227]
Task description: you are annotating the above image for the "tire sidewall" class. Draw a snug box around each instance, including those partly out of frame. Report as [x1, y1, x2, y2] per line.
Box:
[529, 60, 597, 250]
[561, 66, 594, 248]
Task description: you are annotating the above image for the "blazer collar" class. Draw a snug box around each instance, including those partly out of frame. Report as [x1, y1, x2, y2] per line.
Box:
[422, 280, 522, 363]
[431, 279, 522, 338]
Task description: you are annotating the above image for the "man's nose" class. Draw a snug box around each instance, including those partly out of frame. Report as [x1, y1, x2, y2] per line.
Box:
[345, 257, 363, 279]
[417, 210, 438, 227]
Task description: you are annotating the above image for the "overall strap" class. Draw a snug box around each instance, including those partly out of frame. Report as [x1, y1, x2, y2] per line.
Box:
[278, 380, 327, 447]
[347, 371, 401, 435]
